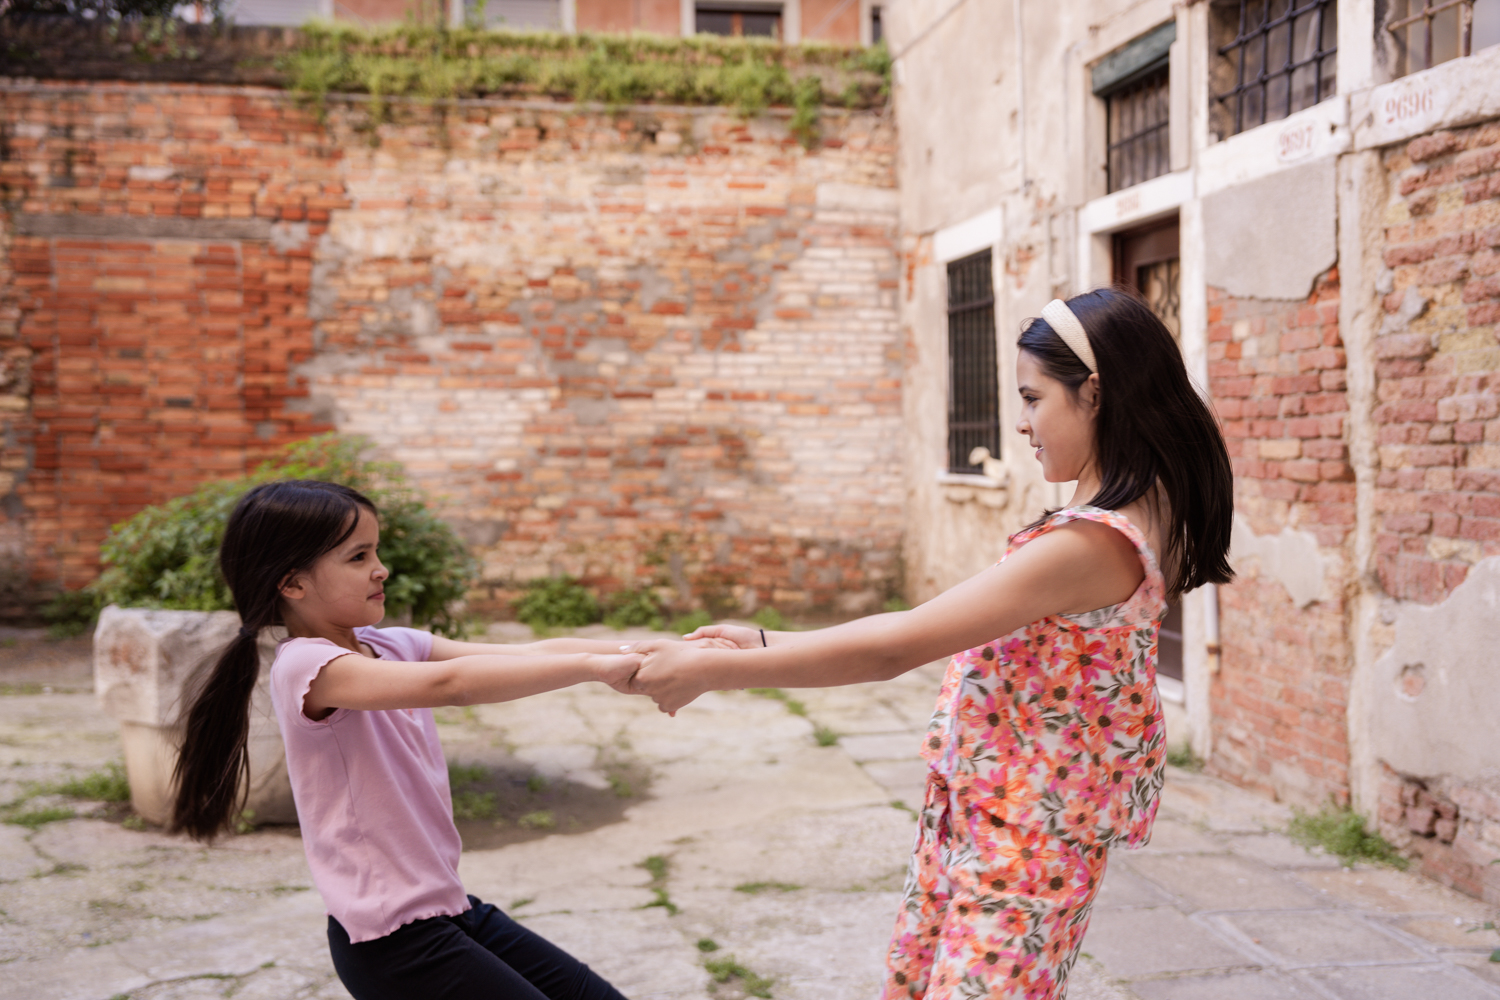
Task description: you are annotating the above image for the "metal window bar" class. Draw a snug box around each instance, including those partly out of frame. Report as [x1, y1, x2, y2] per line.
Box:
[1214, 0, 1337, 137]
[946, 251, 1000, 474]
[1106, 65, 1171, 193]
[1388, 0, 1477, 75]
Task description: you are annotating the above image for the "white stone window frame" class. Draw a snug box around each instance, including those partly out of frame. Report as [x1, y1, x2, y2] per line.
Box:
[932, 209, 1006, 492]
[683, 0, 801, 41]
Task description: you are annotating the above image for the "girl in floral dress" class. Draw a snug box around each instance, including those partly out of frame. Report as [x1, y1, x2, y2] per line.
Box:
[627, 289, 1236, 999]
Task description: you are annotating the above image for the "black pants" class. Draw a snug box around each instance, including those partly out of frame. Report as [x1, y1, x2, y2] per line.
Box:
[328, 895, 628, 1000]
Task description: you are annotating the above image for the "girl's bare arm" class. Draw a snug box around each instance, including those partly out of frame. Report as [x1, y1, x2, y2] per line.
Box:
[303, 651, 641, 717]
[428, 636, 637, 660]
[630, 519, 1144, 713]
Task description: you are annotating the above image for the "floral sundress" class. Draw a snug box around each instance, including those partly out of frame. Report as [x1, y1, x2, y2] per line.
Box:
[883, 506, 1169, 1000]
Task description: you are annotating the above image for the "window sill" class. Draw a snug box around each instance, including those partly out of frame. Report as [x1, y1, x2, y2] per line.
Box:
[936, 471, 1005, 489]
[1158, 674, 1185, 704]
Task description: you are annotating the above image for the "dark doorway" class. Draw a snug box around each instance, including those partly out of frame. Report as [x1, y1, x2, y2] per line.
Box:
[1113, 215, 1184, 683]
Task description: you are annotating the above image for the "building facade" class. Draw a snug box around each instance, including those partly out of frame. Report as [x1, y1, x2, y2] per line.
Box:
[886, 0, 1500, 901]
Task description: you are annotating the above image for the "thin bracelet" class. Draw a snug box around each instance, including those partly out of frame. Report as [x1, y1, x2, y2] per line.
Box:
[759, 628, 767, 647]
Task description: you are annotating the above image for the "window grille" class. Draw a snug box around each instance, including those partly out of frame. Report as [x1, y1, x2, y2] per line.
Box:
[696, 3, 782, 37]
[946, 251, 1000, 474]
[872, 5, 884, 44]
[1210, 0, 1337, 139]
[1387, 0, 1500, 77]
[1105, 65, 1171, 193]
[1140, 258, 1182, 340]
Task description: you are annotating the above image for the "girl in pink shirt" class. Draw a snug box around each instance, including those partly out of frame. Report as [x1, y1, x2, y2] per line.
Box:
[170, 479, 647, 1000]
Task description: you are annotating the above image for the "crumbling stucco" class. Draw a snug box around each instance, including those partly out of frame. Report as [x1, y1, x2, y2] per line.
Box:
[1202, 157, 1338, 301]
[1229, 515, 1328, 609]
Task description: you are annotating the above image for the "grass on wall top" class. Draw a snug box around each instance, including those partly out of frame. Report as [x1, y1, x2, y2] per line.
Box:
[283, 25, 891, 143]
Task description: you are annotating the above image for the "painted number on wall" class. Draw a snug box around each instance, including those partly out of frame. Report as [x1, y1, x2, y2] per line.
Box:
[1277, 121, 1318, 162]
[1383, 85, 1436, 128]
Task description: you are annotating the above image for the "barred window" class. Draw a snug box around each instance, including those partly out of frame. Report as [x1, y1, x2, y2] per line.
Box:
[1105, 67, 1171, 193]
[946, 251, 1000, 474]
[1388, 0, 1500, 78]
[696, 3, 782, 37]
[1210, 0, 1337, 140]
[1094, 21, 1175, 193]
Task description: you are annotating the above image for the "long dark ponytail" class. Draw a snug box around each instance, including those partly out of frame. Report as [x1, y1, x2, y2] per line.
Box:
[171, 480, 376, 840]
[1018, 288, 1234, 595]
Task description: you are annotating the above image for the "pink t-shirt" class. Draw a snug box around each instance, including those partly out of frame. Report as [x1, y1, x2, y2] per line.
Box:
[269, 626, 469, 943]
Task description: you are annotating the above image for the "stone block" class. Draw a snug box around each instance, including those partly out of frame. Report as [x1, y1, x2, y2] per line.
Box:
[1305, 965, 1499, 1000]
[93, 605, 295, 827]
[1083, 907, 1253, 976]
[1213, 910, 1425, 966]
[1131, 971, 1322, 1000]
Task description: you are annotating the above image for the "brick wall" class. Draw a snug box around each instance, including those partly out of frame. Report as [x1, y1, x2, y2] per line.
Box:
[1370, 119, 1500, 901]
[0, 82, 902, 618]
[0, 87, 341, 603]
[1206, 272, 1353, 806]
[1375, 121, 1500, 605]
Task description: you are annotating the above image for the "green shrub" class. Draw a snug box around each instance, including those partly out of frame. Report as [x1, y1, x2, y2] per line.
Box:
[1287, 806, 1408, 868]
[669, 610, 713, 635]
[750, 606, 785, 631]
[513, 576, 600, 632]
[82, 434, 477, 636]
[602, 588, 666, 631]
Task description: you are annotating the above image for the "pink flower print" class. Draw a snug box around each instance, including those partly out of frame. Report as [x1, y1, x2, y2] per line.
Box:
[958, 689, 1008, 736]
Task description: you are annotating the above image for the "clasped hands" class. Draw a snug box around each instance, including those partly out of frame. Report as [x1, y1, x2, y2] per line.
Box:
[605, 623, 765, 715]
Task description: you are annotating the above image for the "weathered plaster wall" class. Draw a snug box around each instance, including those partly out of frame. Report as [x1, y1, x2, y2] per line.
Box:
[0, 82, 903, 617]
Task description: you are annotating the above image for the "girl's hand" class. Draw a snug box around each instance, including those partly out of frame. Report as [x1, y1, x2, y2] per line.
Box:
[625, 640, 715, 715]
[685, 634, 741, 650]
[682, 623, 761, 649]
[590, 652, 644, 694]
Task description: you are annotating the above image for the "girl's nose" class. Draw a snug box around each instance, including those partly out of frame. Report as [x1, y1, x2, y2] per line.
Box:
[372, 561, 390, 581]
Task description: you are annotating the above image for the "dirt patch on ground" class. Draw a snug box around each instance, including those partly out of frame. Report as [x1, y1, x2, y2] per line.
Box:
[446, 752, 652, 851]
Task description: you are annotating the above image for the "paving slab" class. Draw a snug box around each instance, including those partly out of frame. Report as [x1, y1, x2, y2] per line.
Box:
[857, 758, 930, 804]
[1210, 909, 1428, 966]
[1295, 866, 1495, 919]
[1303, 963, 1500, 1000]
[1124, 852, 1324, 912]
[1093, 862, 1178, 911]
[1083, 907, 1255, 976]
[1131, 816, 1231, 855]
[1129, 970, 1324, 1000]
[1225, 833, 1343, 870]
[1157, 768, 1293, 833]
[836, 732, 923, 763]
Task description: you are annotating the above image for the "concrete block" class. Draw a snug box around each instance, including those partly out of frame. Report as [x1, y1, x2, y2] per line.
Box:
[93, 606, 295, 827]
[837, 732, 922, 763]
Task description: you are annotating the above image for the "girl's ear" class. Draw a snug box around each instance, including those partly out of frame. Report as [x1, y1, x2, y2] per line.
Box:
[1080, 373, 1102, 412]
[279, 571, 307, 603]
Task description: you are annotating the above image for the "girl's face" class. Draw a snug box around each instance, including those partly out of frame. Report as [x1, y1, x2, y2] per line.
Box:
[279, 507, 389, 629]
[1015, 351, 1101, 484]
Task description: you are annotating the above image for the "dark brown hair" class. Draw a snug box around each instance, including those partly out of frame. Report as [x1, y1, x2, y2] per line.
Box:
[170, 480, 375, 840]
[1018, 288, 1234, 595]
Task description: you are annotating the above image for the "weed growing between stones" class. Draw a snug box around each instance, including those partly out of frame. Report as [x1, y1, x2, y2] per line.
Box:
[890, 799, 917, 819]
[697, 937, 720, 952]
[54, 762, 130, 803]
[1166, 743, 1203, 771]
[813, 725, 839, 747]
[637, 854, 678, 916]
[669, 610, 714, 635]
[517, 810, 555, 830]
[6, 805, 75, 829]
[704, 955, 773, 998]
[1287, 806, 1408, 869]
[748, 688, 806, 717]
[750, 607, 786, 631]
[603, 588, 667, 631]
[733, 881, 801, 894]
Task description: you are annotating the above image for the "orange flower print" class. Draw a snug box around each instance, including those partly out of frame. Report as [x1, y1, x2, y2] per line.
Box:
[896, 507, 1166, 999]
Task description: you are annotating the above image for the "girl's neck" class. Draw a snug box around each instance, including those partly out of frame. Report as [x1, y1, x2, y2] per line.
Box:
[1065, 464, 1104, 508]
[282, 612, 366, 653]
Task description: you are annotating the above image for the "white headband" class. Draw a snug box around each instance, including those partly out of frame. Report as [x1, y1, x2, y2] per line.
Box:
[1040, 299, 1097, 374]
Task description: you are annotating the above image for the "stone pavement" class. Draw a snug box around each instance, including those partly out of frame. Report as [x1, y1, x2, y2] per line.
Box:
[0, 625, 1496, 1000]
